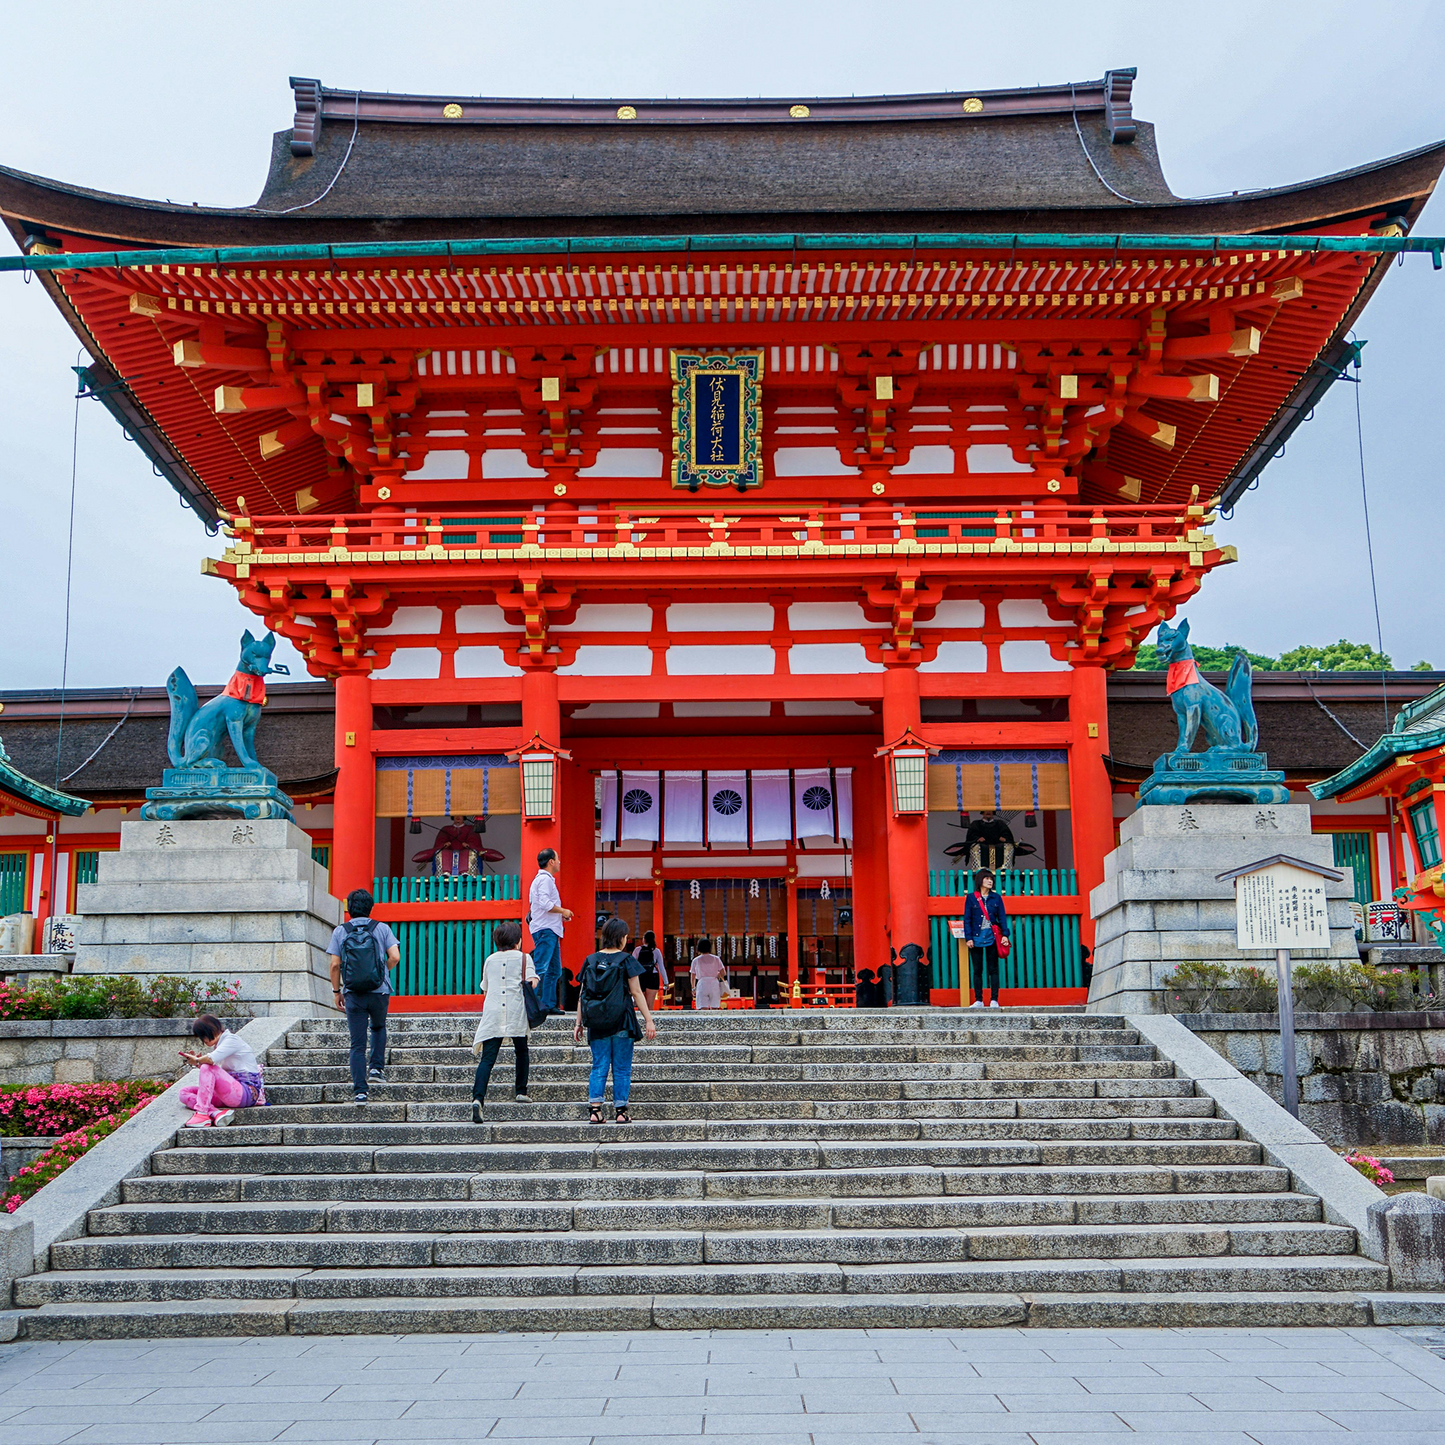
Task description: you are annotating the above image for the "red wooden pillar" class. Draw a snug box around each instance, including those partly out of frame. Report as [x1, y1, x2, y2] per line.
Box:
[331, 670, 375, 903]
[520, 666, 562, 950]
[1069, 664, 1114, 951]
[652, 872, 666, 998]
[559, 758, 595, 977]
[849, 762, 886, 980]
[882, 664, 929, 1003]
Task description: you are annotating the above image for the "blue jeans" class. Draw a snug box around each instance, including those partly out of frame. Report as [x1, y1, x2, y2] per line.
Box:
[344, 990, 388, 1095]
[532, 927, 562, 1011]
[588, 1032, 634, 1106]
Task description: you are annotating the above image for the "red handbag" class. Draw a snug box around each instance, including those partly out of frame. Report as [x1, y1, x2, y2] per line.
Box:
[996, 933, 1011, 957]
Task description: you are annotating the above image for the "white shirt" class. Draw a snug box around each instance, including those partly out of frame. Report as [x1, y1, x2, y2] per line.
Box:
[529, 869, 565, 936]
[473, 950, 540, 1044]
[209, 1030, 260, 1076]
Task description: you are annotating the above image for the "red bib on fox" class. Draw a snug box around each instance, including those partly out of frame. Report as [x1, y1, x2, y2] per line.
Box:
[1165, 659, 1201, 695]
[224, 671, 267, 705]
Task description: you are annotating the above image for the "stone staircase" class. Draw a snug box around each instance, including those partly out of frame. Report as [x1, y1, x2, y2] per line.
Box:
[12, 1010, 1392, 1336]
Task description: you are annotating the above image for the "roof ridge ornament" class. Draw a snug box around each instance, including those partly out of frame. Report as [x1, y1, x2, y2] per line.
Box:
[290, 77, 323, 158]
[1103, 67, 1137, 144]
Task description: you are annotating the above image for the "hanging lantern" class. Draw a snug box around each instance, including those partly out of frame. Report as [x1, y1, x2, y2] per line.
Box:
[507, 735, 572, 821]
[820, 879, 831, 899]
[689, 878, 701, 899]
[876, 729, 938, 816]
[749, 878, 760, 898]
[409, 819, 423, 835]
[1024, 812, 1038, 828]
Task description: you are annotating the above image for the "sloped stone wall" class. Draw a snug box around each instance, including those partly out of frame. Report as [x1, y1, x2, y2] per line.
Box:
[1179, 1012, 1445, 1145]
[0, 1019, 248, 1086]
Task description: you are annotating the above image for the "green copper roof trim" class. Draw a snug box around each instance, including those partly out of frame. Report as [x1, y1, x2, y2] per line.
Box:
[0, 737, 91, 818]
[1310, 681, 1445, 801]
[3, 231, 1444, 274]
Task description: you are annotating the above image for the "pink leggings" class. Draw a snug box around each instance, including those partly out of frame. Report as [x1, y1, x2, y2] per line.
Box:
[180, 1064, 248, 1117]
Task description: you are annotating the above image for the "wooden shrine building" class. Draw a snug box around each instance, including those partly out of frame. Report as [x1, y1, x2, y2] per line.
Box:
[2, 71, 1443, 1005]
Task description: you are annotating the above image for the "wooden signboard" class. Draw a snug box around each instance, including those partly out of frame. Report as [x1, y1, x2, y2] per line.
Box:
[1233, 862, 1332, 951]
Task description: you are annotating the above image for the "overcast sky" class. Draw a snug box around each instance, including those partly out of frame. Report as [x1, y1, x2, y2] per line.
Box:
[1, 0, 1441, 690]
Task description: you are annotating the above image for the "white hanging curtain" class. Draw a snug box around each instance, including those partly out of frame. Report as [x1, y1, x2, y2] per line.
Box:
[793, 768, 838, 840]
[751, 769, 792, 843]
[599, 772, 618, 844]
[619, 770, 661, 842]
[706, 771, 749, 845]
[834, 768, 853, 840]
[664, 770, 703, 843]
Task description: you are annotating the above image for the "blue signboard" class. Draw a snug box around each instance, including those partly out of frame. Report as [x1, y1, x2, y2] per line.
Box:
[670, 350, 764, 490]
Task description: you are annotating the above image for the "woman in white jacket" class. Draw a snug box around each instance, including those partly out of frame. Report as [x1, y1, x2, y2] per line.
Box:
[470, 920, 539, 1123]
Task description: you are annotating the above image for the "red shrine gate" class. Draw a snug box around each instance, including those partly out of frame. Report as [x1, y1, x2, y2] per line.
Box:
[4, 73, 1438, 1004]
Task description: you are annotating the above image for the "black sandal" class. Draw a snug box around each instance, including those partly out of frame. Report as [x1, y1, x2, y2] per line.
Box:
[589, 1106, 603, 1125]
[615, 1107, 632, 1125]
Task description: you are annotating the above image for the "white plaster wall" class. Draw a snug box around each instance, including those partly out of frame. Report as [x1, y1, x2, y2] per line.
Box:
[784, 700, 874, 716]
[454, 647, 523, 678]
[920, 642, 988, 672]
[552, 605, 653, 632]
[772, 448, 860, 476]
[928, 601, 986, 628]
[558, 646, 654, 677]
[402, 451, 469, 480]
[789, 643, 884, 674]
[482, 450, 547, 479]
[371, 648, 442, 680]
[569, 702, 660, 719]
[370, 607, 442, 636]
[1000, 640, 1069, 672]
[667, 646, 775, 675]
[673, 700, 772, 716]
[667, 604, 774, 633]
[456, 605, 522, 632]
[577, 448, 664, 478]
[889, 445, 955, 475]
[967, 443, 1032, 474]
[998, 600, 1055, 628]
[788, 602, 886, 631]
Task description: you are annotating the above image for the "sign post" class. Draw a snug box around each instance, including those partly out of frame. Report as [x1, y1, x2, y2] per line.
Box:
[1216, 854, 1343, 1120]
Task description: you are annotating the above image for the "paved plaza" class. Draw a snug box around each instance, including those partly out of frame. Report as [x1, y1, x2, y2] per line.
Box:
[3, 1326, 1445, 1443]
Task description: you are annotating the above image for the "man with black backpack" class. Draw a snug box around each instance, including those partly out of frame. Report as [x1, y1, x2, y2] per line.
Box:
[327, 888, 401, 1104]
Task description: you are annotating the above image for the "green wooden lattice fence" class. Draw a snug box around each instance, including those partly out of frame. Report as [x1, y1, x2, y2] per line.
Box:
[374, 874, 521, 903]
[929, 867, 1078, 897]
[0, 853, 26, 916]
[930, 911, 1084, 992]
[1329, 832, 1375, 908]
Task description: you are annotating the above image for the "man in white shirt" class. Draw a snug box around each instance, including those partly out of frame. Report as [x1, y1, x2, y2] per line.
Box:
[528, 848, 572, 1016]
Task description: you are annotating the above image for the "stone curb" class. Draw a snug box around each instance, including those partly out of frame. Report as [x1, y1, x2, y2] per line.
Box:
[7, 1015, 298, 1280]
[1127, 1012, 1389, 1259]
[0, 1017, 252, 1040]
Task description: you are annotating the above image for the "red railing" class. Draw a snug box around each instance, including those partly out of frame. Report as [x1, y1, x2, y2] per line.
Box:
[225, 501, 1209, 556]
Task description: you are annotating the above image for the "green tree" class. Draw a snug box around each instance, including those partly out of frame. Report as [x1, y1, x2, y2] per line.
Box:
[1278, 640, 1392, 671]
[1131, 643, 1276, 672]
[1412, 660, 1436, 672]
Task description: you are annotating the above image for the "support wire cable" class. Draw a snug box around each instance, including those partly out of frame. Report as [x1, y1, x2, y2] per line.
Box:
[1069, 84, 1143, 205]
[1350, 341, 1393, 735]
[249, 91, 362, 216]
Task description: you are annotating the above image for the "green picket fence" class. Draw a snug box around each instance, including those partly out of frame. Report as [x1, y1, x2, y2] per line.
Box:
[929, 867, 1078, 898]
[389, 918, 523, 997]
[1329, 832, 1374, 908]
[373, 873, 521, 903]
[73, 851, 102, 888]
[930, 911, 1084, 991]
[0, 853, 26, 915]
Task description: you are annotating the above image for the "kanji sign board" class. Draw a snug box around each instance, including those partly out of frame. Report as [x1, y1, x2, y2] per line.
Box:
[1232, 862, 1332, 950]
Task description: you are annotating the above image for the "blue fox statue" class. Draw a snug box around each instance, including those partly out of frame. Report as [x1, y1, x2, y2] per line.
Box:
[167, 630, 290, 771]
[1137, 617, 1288, 806]
[1156, 618, 1259, 754]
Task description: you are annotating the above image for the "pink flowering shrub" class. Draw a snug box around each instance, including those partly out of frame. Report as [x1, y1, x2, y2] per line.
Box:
[2, 1096, 155, 1212]
[0, 1080, 167, 1138]
[1343, 1152, 1395, 1186]
[0, 975, 242, 1021]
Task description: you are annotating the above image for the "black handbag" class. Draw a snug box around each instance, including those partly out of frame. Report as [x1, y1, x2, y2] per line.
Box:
[624, 1003, 644, 1040]
[522, 980, 547, 1029]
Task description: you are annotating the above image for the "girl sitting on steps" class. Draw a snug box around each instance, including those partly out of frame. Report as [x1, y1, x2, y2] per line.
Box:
[179, 1014, 266, 1127]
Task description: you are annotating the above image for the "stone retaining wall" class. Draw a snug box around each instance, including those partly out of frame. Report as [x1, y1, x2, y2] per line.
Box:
[1, 1139, 56, 1177]
[0, 1019, 248, 1086]
[1179, 1012, 1445, 1146]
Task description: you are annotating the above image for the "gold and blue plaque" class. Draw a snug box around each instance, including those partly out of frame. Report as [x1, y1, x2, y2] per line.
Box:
[670, 350, 764, 491]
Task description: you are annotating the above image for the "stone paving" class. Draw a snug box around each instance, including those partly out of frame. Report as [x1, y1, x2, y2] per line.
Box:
[2, 1326, 1445, 1443]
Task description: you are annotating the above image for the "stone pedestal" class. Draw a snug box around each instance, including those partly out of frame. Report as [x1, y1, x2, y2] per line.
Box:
[1087, 804, 1359, 1014]
[73, 819, 341, 1016]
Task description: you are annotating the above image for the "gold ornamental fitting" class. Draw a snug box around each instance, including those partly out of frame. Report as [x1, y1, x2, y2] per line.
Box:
[376, 486, 392, 500]
[553, 482, 568, 496]
[871, 481, 886, 496]
[616, 105, 637, 120]
[789, 104, 810, 119]
[442, 103, 463, 120]
[1046, 479, 1062, 493]
[962, 97, 984, 114]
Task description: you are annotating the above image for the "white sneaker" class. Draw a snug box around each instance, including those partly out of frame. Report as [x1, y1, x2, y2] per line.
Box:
[968, 1000, 984, 1009]
[515, 1093, 532, 1102]
[212, 1110, 236, 1128]
[989, 1000, 1002, 1009]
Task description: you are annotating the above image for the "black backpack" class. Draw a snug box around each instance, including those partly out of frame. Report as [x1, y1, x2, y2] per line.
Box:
[580, 951, 630, 1036]
[339, 918, 387, 994]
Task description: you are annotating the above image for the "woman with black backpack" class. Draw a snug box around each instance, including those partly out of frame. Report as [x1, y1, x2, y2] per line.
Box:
[575, 916, 656, 1125]
[633, 929, 668, 1010]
